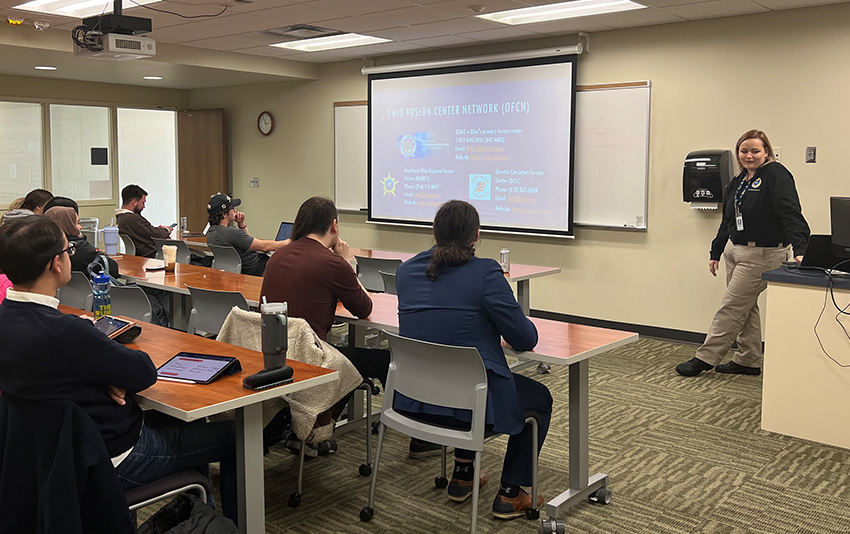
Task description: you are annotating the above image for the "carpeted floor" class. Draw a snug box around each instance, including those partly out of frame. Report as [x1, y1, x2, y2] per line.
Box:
[143, 338, 850, 533]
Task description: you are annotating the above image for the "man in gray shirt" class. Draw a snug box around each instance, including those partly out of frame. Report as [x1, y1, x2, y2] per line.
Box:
[206, 194, 288, 276]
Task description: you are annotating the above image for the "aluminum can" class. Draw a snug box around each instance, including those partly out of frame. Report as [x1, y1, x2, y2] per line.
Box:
[181, 216, 188, 234]
[499, 248, 510, 273]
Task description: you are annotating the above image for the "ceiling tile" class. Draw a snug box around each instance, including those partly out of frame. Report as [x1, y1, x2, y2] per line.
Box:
[405, 34, 481, 47]
[426, 0, 538, 18]
[751, 0, 849, 7]
[242, 3, 351, 25]
[302, 0, 414, 16]
[662, 0, 768, 19]
[458, 26, 541, 41]
[149, 13, 283, 43]
[370, 25, 444, 40]
[586, 7, 688, 26]
[408, 17, 501, 34]
[317, 5, 457, 32]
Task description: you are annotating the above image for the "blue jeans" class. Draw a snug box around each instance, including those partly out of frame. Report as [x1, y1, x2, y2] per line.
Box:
[116, 411, 237, 522]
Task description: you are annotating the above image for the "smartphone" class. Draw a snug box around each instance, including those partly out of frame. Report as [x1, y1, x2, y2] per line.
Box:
[169, 222, 178, 228]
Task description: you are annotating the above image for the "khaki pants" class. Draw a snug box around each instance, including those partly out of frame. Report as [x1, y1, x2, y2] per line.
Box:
[696, 242, 790, 367]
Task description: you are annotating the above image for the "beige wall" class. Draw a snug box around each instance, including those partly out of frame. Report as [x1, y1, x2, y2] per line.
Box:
[188, 3, 850, 335]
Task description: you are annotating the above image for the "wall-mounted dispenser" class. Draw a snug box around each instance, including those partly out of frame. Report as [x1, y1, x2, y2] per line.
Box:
[683, 150, 734, 210]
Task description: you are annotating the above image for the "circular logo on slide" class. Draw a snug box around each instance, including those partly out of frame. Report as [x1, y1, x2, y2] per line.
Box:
[382, 173, 398, 197]
[399, 135, 417, 157]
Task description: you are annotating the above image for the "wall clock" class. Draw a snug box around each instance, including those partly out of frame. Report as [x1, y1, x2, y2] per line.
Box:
[258, 111, 274, 136]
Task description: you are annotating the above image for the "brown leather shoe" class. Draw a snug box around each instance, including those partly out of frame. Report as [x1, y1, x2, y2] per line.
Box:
[492, 489, 544, 519]
[446, 473, 489, 502]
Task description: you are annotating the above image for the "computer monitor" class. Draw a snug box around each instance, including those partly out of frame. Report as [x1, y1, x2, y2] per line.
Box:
[275, 222, 293, 241]
[830, 196, 850, 259]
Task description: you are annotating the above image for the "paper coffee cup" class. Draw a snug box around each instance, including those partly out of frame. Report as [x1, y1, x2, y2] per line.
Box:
[163, 245, 177, 272]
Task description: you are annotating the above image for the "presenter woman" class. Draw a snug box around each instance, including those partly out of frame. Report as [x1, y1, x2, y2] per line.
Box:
[676, 130, 810, 377]
[394, 200, 551, 519]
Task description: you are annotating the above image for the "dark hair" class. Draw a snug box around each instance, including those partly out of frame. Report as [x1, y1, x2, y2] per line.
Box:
[425, 200, 479, 280]
[290, 197, 338, 241]
[208, 209, 226, 226]
[121, 184, 148, 206]
[44, 196, 79, 214]
[0, 217, 66, 285]
[21, 188, 54, 211]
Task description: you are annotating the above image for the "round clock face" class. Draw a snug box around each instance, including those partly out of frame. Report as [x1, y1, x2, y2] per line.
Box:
[258, 111, 274, 136]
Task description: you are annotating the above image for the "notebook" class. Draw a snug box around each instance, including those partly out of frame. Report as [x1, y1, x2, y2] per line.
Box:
[276, 222, 293, 241]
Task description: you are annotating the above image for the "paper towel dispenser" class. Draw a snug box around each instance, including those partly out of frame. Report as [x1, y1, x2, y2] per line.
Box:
[683, 150, 734, 205]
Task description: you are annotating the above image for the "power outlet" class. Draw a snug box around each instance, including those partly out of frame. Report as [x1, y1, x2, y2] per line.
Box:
[249, 177, 259, 187]
[805, 146, 817, 163]
[774, 147, 781, 161]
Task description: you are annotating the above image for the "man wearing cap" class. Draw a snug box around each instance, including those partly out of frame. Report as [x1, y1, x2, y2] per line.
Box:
[116, 185, 172, 258]
[206, 193, 288, 276]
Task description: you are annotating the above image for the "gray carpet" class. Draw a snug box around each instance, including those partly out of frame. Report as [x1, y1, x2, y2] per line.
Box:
[142, 338, 850, 533]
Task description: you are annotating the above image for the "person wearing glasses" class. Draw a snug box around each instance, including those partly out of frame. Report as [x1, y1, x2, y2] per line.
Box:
[0, 216, 240, 524]
[45, 206, 119, 278]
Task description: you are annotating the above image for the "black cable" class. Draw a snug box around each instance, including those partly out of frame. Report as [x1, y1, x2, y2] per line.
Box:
[827, 258, 850, 315]
[127, 0, 228, 18]
[813, 264, 850, 368]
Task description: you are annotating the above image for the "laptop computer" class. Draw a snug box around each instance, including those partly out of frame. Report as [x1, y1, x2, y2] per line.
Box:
[800, 234, 845, 271]
[275, 222, 293, 241]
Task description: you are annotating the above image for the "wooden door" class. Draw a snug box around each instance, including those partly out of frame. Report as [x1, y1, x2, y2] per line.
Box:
[178, 109, 226, 234]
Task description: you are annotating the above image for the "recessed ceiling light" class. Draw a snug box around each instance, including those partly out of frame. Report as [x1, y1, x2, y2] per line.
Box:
[271, 33, 390, 52]
[143, 76, 163, 80]
[477, 0, 646, 25]
[14, 0, 162, 19]
[34, 65, 58, 70]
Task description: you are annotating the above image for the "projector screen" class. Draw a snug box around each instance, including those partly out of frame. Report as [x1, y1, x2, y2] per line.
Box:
[368, 55, 576, 237]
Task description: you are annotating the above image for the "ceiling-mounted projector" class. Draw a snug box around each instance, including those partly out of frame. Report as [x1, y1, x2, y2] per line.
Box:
[73, 34, 156, 60]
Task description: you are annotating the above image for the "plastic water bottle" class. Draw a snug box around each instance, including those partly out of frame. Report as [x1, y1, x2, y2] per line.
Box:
[92, 272, 111, 319]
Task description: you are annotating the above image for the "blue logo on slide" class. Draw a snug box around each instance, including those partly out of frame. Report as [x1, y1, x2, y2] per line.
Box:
[469, 174, 491, 200]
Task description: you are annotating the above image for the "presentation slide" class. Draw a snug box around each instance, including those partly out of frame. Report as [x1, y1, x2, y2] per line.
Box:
[368, 56, 576, 236]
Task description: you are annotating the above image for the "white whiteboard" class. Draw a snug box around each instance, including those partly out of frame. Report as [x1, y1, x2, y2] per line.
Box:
[333, 81, 650, 227]
[574, 82, 650, 229]
[334, 102, 368, 212]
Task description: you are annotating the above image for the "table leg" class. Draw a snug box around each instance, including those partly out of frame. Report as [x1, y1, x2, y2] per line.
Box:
[235, 403, 265, 534]
[517, 280, 530, 315]
[544, 359, 608, 519]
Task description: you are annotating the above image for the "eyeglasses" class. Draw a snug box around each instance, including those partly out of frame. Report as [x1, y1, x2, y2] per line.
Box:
[58, 242, 77, 257]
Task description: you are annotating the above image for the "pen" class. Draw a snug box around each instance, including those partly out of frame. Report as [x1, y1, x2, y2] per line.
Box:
[157, 376, 195, 384]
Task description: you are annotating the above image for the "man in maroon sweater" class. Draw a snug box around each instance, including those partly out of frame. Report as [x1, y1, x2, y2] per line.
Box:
[260, 197, 388, 384]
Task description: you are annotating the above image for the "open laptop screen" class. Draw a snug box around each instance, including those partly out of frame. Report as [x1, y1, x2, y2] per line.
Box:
[276, 222, 293, 241]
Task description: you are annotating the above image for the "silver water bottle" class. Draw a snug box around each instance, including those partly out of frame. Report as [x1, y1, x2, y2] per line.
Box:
[261, 301, 288, 369]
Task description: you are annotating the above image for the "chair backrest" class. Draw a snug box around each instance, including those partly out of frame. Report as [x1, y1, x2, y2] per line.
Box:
[209, 244, 242, 274]
[185, 285, 249, 336]
[381, 331, 489, 451]
[110, 285, 153, 323]
[56, 271, 93, 311]
[152, 239, 192, 264]
[354, 257, 403, 293]
[119, 233, 136, 256]
[0, 396, 134, 534]
[378, 270, 397, 295]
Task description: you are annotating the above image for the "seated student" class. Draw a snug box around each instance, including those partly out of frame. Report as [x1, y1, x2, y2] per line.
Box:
[1, 188, 53, 224]
[115, 185, 172, 258]
[394, 200, 551, 519]
[45, 206, 119, 279]
[206, 193, 288, 277]
[0, 217, 238, 523]
[43, 196, 79, 214]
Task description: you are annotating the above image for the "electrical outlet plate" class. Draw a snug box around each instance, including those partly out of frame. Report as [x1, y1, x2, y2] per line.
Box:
[249, 177, 259, 187]
[805, 146, 817, 163]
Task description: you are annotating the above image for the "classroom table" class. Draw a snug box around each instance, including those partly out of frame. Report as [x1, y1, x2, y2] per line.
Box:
[59, 304, 338, 534]
[334, 292, 638, 521]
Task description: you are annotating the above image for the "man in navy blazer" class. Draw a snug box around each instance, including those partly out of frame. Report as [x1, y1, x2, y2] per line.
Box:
[394, 200, 551, 520]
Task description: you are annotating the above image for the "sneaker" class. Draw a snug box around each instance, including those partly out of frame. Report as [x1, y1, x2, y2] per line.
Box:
[409, 438, 452, 459]
[447, 473, 489, 502]
[675, 357, 714, 377]
[492, 488, 544, 520]
[284, 431, 338, 458]
[715, 360, 761, 375]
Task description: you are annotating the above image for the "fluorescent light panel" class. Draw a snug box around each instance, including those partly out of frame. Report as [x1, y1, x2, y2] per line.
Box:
[271, 33, 390, 52]
[477, 0, 646, 25]
[14, 0, 161, 19]
[34, 65, 57, 70]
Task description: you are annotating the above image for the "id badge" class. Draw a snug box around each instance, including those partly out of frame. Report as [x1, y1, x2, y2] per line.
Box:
[736, 214, 744, 231]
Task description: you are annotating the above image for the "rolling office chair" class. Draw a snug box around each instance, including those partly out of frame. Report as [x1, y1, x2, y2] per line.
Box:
[208, 244, 242, 274]
[119, 234, 136, 256]
[110, 285, 154, 323]
[185, 285, 249, 337]
[360, 332, 540, 534]
[377, 270, 397, 295]
[354, 257, 402, 293]
[152, 239, 192, 265]
[56, 271, 93, 311]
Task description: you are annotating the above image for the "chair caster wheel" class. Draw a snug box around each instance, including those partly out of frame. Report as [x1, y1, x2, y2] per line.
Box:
[288, 493, 301, 508]
[536, 363, 551, 374]
[371, 421, 380, 435]
[359, 463, 372, 477]
[589, 487, 612, 505]
[526, 507, 540, 520]
[360, 506, 374, 522]
[434, 476, 448, 489]
[372, 385, 381, 395]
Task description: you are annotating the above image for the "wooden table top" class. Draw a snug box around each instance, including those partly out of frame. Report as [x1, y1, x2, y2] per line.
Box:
[59, 304, 338, 421]
[334, 292, 637, 366]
